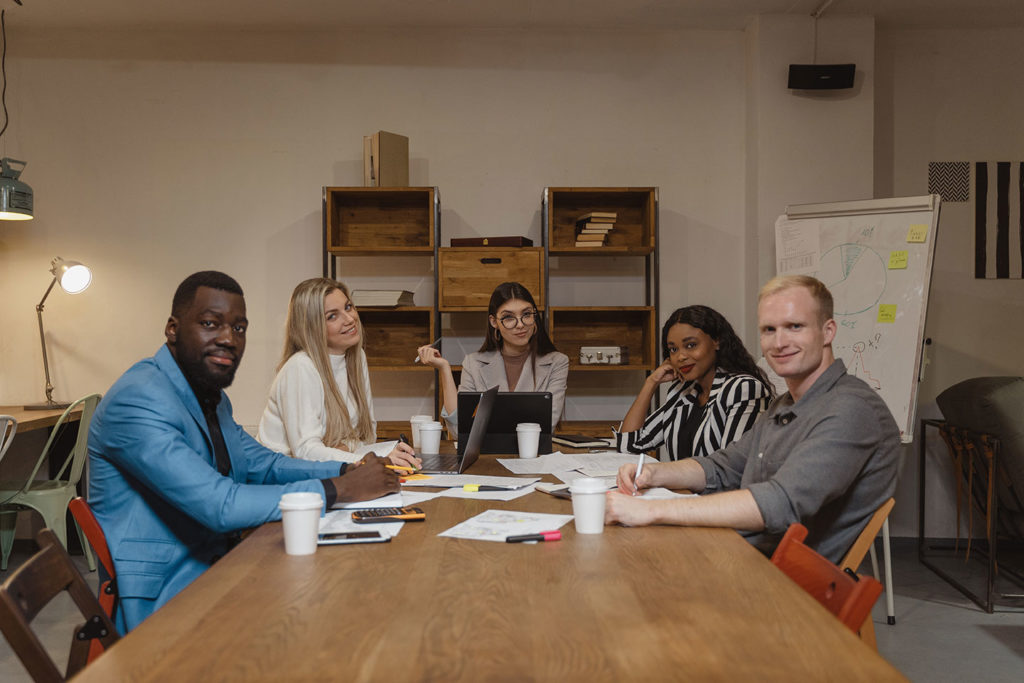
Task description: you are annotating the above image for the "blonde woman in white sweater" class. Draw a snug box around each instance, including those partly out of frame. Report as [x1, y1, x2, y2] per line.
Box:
[258, 278, 419, 467]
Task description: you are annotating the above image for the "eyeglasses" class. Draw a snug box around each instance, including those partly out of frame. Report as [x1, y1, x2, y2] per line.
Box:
[497, 310, 537, 329]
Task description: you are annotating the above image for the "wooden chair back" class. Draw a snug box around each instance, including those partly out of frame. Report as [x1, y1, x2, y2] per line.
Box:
[68, 497, 117, 664]
[839, 497, 895, 571]
[771, 523, 884, 634]
[0, 528, 119, 682]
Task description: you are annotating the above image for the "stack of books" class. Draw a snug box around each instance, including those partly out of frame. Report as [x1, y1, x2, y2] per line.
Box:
[574, 211, 616, 247]
[350, 290, 415, 307]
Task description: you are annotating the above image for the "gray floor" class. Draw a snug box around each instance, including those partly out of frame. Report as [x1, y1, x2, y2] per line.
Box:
[1, 540, 1023, 682]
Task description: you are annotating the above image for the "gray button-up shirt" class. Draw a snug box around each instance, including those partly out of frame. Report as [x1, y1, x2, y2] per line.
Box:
[697, 359, 900, 562]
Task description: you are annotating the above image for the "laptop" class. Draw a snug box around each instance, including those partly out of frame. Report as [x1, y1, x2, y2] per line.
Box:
[457, 391, 552, 456]
[418, 385, 498, 474]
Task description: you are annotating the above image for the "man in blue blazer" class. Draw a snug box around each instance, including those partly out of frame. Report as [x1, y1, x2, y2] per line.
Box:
[89, 271, 398, 632]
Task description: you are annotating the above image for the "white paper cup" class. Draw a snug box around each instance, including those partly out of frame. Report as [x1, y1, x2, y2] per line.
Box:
[516, 422, 542, 459]
[569, 477, 608, 535]
[418, 421, 443, 455]
[409, 415, 432, 449]
[278, 492, 323, 555]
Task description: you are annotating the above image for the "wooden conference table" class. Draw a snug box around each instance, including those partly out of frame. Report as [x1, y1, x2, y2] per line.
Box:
[0, 405, 83, 434]
[73, 454, 905, 682]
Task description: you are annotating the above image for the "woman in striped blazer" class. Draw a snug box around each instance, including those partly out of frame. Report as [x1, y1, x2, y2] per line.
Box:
[616, 305, 773, 461]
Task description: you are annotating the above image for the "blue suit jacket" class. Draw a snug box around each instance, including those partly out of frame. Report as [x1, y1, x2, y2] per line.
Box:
[88, 346, 342, 632]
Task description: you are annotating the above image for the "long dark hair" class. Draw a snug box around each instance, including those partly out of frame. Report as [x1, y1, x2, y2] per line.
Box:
[661, 305, 773, 397]
[478, 281, 559, 357]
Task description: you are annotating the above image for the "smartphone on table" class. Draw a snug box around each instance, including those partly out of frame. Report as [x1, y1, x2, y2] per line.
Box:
[317, 530, 391, 545]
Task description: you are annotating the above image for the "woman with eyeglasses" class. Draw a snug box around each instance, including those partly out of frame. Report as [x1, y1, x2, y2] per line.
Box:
[617, 305, 773, 461]
[416, 281, 569, 431]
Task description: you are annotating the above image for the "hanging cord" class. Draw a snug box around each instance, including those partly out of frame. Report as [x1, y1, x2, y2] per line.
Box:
[0, 9, 8, 140]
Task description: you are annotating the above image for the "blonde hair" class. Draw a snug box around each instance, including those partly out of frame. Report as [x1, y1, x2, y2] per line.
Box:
[279, 278, 373, 450]
[758, 275, 834, 324]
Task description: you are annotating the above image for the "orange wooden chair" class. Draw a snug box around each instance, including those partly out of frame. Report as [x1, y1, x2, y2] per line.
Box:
[68, 497, 117, 663]
[0, 528, 119, 682]
[771, 523, 884, 635]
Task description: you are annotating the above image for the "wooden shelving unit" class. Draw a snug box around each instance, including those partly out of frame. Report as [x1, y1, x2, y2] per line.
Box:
[323, 187, 441, 425]
[544, 187, 659, 432]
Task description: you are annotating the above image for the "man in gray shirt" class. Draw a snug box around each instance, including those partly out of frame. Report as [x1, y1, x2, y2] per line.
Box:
[607, 275, 900, 562]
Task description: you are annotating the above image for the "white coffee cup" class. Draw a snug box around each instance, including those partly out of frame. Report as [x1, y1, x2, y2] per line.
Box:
[278, 491, 324, 555]
[409, 415, 433, 449]
[516, 422, 542, 459]
[569, 477, 608, 535]
[418, 421, 443, 455]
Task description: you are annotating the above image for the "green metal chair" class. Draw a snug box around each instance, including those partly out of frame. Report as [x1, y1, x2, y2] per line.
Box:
[0, 395, 100, 572]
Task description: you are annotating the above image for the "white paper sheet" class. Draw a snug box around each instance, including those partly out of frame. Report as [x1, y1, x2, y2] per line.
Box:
[439, 484, 539, 501]
[331, 491, 404, 509]
[499, 451, 656, 475]
[438, 509, 574, 542]
[318, 509, 405, 538]
[399, 474, 540, 489]
[398, 489, 446, 505]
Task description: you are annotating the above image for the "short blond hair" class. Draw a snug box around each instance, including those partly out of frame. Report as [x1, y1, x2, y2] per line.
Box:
[759, 275, 833, 324]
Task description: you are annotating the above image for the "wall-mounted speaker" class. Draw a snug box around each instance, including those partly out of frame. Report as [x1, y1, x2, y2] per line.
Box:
[787, 64, 856, 90]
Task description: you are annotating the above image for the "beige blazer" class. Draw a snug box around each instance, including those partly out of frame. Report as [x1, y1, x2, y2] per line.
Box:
[442, 349, 569, 431]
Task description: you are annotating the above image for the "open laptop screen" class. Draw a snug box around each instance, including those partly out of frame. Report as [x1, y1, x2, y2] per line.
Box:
[457, 391, 552, 455]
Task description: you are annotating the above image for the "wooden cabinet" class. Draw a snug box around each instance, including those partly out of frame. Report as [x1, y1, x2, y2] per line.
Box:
[438, 247, 544, 310]
[546, 187, 656, 255]
[550, 307, 657, 371]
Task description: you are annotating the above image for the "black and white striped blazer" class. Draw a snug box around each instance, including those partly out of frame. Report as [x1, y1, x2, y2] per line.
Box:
[616, 369, 770, 460]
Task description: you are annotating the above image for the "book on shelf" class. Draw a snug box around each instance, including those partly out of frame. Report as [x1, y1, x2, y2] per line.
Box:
[576, 222, 615, 233]
[576, 211, 617, 223]
[450, 236, 534, 247]
[552, 434, 612, 449]
[574, 233, 606, 242]
[574, 239, 606, 247]
[350, 290, 415, 307]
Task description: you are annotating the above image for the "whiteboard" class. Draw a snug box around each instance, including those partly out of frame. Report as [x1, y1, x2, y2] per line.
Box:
[774, 195, 941, 443]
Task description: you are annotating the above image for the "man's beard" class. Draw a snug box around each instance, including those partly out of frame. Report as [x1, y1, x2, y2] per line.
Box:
[178, 354, 238, 394]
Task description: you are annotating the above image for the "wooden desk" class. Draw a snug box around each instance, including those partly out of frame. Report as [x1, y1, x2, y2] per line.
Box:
[0, 405, 82, 433]
[73, 456, 905, 682]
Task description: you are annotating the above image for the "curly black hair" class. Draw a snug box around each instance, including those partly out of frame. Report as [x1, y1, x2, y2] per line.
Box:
[661, 305, 773, 397]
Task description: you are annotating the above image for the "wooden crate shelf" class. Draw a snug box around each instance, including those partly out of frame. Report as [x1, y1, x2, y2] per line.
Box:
[359, 307, 435, 369]
[550, 306, 657, 371]
[438, 247, 545, 311]
[325, 187, 436, 255]
[546, 187, 656, 255]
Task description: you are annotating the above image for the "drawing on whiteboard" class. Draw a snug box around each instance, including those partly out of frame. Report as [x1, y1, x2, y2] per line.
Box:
[847, 341, 882, 390]
[818, 243, 887, 315]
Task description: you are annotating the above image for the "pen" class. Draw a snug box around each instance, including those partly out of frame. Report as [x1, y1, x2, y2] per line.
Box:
[633, 452, 645, 495]
[462, 484, 515, 492]
[506, 531, 561, 543]
[413, 337, 442, 363]
[386, 464, 417, 473]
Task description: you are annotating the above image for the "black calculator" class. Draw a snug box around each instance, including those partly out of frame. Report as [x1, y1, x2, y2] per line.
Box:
[351, 506, 426, 523]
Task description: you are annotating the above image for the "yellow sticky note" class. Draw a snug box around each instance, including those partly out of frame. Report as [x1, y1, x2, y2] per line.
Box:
[877, 305, 897, 323]
[907, 224, 928, 243]
[888, 251, 909, 269]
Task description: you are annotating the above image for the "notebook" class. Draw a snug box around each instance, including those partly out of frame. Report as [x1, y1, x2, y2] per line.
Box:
[457, 391, 552, 456]
[418, 385, 497, 474]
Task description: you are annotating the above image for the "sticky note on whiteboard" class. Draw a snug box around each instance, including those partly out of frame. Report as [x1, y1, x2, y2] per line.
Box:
[888, 251, 909, 269]
[877, 305, 897, 323]
[907, 224, 928, 242]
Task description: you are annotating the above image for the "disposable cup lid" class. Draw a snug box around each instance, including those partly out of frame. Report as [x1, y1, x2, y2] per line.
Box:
[278, 492, 323, 510]
[410, 415, 432, 422]
[569, 477, 609, 494]
[419, 421, 442, 431]
[516, 423, 541, 431]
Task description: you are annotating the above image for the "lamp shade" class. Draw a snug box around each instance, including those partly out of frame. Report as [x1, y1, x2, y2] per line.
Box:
[50, 258, 92, 294]
[0, 157, 33, 220]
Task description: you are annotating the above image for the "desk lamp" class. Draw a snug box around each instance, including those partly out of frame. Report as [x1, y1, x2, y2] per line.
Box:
[25, 257, 92, 410]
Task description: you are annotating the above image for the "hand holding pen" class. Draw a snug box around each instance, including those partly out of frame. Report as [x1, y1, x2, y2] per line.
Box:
[387, 434, 421, 470]
[414, 338, 442, 364]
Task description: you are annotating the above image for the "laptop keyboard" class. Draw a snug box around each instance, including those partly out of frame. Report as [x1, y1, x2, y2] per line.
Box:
[419, 454, 461, 472]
